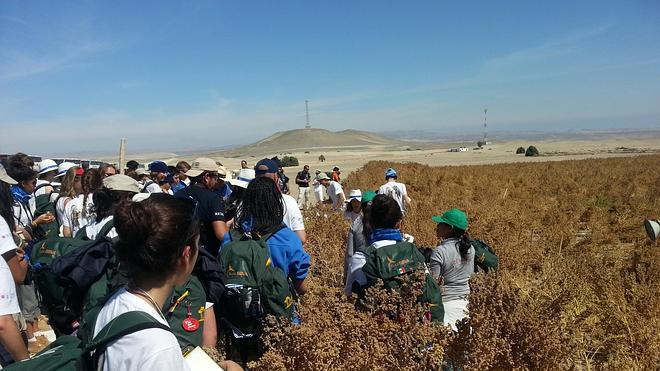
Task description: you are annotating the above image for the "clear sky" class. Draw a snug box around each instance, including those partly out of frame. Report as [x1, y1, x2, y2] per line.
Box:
[1, 1, 659, 154]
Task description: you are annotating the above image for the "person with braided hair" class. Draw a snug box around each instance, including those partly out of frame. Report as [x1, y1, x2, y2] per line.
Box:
[233, 176, 310, 295]
[74, 167, 102, 230]
[430, 208, 475, 331]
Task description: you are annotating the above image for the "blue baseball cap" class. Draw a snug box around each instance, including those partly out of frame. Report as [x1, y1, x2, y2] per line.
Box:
[254, 158, 278, 175]
[385, 168, 397, 179]
[148, 161, 169, 174]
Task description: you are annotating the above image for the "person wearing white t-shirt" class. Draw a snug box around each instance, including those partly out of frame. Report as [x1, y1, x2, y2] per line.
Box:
[312, 170, 325, 203]
[53, 163, 83, 237]
[84, 174, 141, 240]
[34, 159, 58, 197]
[0, 217, 30, 364]
[378, 168, 411, 215]
[93, 195, 196, 371]
[318, 173, 346, 211]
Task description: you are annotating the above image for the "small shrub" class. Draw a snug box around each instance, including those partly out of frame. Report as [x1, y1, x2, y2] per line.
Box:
[318, 154, 326, 162]
[516, 147, 525, 154]
[525, 146, 539, 157]
[281, 156, 299, 167]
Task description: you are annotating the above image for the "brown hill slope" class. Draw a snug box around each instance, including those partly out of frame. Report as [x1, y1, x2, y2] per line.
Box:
[215, 128, 403, 156]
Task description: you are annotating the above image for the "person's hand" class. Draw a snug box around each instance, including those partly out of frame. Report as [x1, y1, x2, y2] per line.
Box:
[15, 247, 25, 261]
[33, 213, 55, 226]
[218, 360, 243, 371]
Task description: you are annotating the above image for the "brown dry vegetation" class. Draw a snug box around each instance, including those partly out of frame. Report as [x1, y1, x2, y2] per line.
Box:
[247, 155, 660, 370]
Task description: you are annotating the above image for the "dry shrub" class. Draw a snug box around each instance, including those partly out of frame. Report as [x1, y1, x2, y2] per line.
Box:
[245, 155, 660, 370]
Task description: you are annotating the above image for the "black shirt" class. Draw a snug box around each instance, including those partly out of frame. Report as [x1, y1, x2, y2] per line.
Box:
[175, 184, 225, 254]
[296, 170, 310, 187]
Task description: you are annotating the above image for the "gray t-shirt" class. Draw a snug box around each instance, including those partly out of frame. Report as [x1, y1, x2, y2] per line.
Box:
[344, 216, 367, 285]
[429, 238, 475, 301]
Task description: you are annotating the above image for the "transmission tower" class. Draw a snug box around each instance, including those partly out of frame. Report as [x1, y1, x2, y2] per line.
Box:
[483, 108, 488, 143]
[305, 100, 311, 129]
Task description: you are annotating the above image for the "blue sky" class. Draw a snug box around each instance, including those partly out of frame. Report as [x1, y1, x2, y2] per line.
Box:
[1, 1, 659, 154]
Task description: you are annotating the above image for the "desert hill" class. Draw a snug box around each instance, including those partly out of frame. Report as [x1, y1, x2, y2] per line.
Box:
[212, 128, 403, 157]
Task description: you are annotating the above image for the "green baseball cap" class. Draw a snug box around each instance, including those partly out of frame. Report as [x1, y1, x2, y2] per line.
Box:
[432, 208, 468, 230]
[361, 191, 377, 204]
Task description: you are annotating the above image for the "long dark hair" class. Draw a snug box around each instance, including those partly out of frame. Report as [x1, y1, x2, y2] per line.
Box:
[81, 168, 102, 219]
[0, 181, 16, 232]
[368, 194, 402, 229]
[449, 227, 472, 260]
[237, 176, 283, 235]
[92, 187, 136, 223]
[114, 194, 199, 283]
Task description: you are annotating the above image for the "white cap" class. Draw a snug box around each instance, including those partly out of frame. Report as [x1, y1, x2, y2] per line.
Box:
[228, 169, 255, 189]
[38, 159, 58, 175]
[55, 162, 76, 178]
[345, 189, 362, 202]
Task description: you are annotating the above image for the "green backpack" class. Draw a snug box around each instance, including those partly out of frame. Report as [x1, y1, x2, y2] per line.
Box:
[164, 275, 208, 350]
[32, 187, 60, 240]
[4, 311, 171, 371]
[31, 221, 119, 335]
[218, 229, 295, 337]
[361, 241, 444, 322]
[471, 239, 498, 273]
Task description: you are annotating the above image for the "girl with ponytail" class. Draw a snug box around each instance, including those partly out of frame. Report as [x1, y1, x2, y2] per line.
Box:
[92, 194, 200, 371]
[429, 208, 474, 331]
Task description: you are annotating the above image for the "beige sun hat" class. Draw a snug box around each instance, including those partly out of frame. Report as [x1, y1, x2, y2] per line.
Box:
[345, 189, 362, 203]
[103, 174, 140, 193]
[0, 164, 17, 185]
[186, 157, 221, 178]
[317, 172, 330, 181]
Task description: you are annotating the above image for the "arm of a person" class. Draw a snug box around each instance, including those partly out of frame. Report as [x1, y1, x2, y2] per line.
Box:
[294, 230, 307, 244]
[0, 314, 29, 362]
[212, 220, 228, 242]
[202, 306, 217, 348]
[403, 185, 412, 205]
[293, 277, 309, 295]
[2, 250, 27, 285]
[289, 240, 310, 295]
[429, 247, 444, 280]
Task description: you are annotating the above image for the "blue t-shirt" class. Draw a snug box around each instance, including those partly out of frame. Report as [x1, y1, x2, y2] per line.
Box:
[222, 227, 310, 281]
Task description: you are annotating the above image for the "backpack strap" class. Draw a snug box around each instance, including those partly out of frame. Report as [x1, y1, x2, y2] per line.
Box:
[84, 311, 172, 354]
[34, 182, 52, 194]
[97, 220, 115, 239]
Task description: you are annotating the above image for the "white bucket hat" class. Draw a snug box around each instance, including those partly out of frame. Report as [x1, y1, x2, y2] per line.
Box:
[55, 162, 77, 178]
[228, 169, 255, 189]
[345, 189, 362, 203]
[38, 159, 58, 175]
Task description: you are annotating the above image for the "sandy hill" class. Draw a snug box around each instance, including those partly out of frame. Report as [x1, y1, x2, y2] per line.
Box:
[214, 128, 402, 157]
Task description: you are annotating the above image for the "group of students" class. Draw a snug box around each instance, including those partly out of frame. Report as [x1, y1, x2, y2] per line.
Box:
[0, 152, 493, 369]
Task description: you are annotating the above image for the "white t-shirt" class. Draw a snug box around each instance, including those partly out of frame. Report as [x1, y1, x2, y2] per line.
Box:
[0, 218, 21, 316]
[344, 240, 396, 296]
[378, 181, 408, 213]
[282, 194, 304, 232]
[12, 197, 35, 229]
[327, 181, 345, 209]
[93, 288, 190, 371]
[85, 216, 117, 239]
[145, 182, 163, 194]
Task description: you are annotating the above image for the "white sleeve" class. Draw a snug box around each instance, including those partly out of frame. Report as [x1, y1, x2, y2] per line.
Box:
[283, 196, 304, 231]
[333, 183, 343, 195]
[344, 253, 368, 296]
[146, 183, 162, 193]
[0, 218, 17, 255]
[57, 198, 71, 228]
[401, 184, 407, 196]
[139, 345, 191, 371]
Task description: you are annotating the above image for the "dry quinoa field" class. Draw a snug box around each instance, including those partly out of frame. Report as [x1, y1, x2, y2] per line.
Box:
[246, 155, 660, 370]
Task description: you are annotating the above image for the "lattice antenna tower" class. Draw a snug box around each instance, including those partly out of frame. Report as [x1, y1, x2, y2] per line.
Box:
[483, 108, 488, 143]
[305, 100, 311, 129]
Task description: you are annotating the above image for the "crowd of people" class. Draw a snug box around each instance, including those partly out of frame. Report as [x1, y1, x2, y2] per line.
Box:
[0, 152, 486, 369]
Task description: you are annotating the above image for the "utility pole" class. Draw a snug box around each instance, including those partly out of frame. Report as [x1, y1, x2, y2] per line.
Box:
[305, 100, 311, 129]
[483, 108, 488, 144]
[118, 138, 126, 173]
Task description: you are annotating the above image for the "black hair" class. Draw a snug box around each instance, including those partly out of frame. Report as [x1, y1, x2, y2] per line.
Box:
[361, 203, 373, 242]
[0, 182, 16, 232]
[114, 194, 199, 283]
[6, 165, 36, 184]
[99, 163, 117, 176]
[126, 160, 139, 170]
[237, 176, 283, 235]
[448, 227, 472, 261]
[368, 194, 402, 229]
[81, 168, 102, 220]
[224, 185, 246, 221]
[92, 187, 136, 222]
[7, 153, 34, 170]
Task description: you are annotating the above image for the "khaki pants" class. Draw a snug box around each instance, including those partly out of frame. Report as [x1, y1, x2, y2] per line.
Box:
[297, 186, 310, 209]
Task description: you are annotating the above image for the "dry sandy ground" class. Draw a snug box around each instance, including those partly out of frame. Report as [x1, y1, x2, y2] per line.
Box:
[173, 137, 658, 203]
